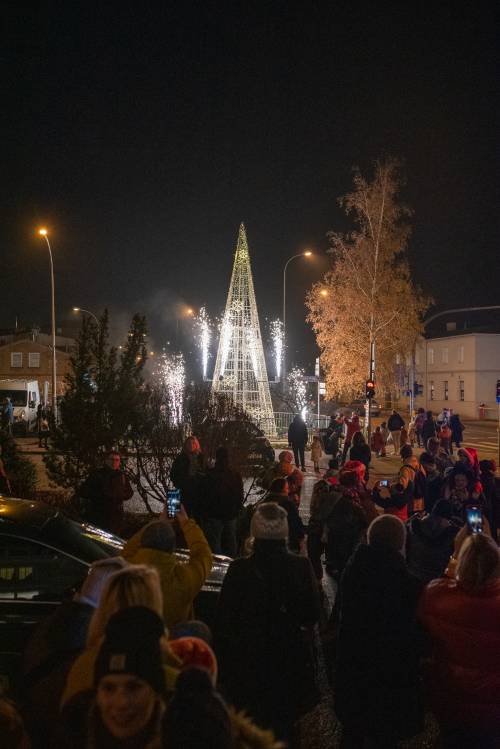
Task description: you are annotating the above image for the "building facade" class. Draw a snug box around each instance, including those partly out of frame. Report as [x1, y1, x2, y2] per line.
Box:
[0, 335, 75, 403]
[413, 333, 500, 419]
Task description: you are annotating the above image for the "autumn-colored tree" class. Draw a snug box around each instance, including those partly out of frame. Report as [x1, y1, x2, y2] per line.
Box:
[307, 158, 430, 400]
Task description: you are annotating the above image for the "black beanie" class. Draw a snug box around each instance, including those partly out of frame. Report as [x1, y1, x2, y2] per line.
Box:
[94, 606, 166, 695]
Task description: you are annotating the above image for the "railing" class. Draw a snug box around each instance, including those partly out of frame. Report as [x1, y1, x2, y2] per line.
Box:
[269, 412, 332, 439]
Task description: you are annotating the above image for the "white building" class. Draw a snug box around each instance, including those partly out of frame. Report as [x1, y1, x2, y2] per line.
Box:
[413, 332, 500, 419]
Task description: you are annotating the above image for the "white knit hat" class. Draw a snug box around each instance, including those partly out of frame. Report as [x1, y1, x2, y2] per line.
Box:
[251, 502, 289, 540]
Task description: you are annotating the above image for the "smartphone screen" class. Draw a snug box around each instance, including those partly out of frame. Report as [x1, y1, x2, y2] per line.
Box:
[166, 489, 181, 519]
[379, 479, 389, 488]
[466, 506, 483, 534]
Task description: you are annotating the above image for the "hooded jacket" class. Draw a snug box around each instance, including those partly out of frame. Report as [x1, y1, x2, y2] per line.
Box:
[418, 577, 500, 732]
[406, 513, 460, 583]
[123, 518, 213, 627]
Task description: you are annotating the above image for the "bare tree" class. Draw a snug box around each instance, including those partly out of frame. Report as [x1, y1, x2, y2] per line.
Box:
[307, 158, 430, 399]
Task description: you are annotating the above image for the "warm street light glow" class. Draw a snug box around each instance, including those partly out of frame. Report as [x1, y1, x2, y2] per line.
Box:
[320, 289, 329, 297]
[187, 308, 194, 316]
[73, 306, 80, 312]
[38, 228, 48, 236]
[304, 250, 312, 257]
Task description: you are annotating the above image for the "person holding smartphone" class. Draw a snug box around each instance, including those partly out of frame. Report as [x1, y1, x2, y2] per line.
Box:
[418, 523, 500, 748]
[122, 501, 213, 628]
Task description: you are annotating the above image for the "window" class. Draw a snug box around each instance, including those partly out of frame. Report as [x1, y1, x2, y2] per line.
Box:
[459, 380, 465, 401]
[28, 352, 40, 368]
[458, 346, 464, 364]
[443, 381, 449, 400]
[395, 354, 401, 365]
[442, 348, 448, 364]
[10, 352, 22, 368]
[0, 536, 87, 602]
[430, 381, 435, 400]
[428, 348, 434, 364]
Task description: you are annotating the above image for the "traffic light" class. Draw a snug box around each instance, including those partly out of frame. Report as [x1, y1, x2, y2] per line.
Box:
[365, 379, 375, 399]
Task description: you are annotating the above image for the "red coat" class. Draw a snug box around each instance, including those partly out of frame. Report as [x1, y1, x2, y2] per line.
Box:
[345, 416, 361, 443]
[418, 578, 500, 731]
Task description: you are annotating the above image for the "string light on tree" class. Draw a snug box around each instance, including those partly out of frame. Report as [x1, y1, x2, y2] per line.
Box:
[269, 318, 284, 380]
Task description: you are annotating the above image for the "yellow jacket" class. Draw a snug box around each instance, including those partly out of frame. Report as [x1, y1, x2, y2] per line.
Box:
[123, 518, 213, 629]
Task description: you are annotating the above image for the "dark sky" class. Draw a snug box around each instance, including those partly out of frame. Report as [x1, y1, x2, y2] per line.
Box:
[3, 3, 499, 374]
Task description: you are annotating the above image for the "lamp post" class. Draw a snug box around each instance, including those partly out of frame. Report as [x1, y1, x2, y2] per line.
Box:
[38, 228, 57, 422]
[175, 307, 194, 345]
[73, 306, 99, 325]
[282, 251, 312, 383]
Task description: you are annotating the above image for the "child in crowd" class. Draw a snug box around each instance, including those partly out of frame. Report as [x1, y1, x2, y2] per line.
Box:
[371, 425, 386, 457]
[438, 423, 452, 455]
[310, 435, 323, 473]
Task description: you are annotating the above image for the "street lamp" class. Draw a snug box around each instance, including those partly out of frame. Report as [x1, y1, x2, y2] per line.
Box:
[37, 228, 57, 422]
[282, 251, 312, 382]
[175, 306, 195, 344]
[73, 306, 99, 325]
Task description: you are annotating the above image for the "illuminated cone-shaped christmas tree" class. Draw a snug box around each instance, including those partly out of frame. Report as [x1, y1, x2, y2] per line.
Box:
[212, 223, 276, 436]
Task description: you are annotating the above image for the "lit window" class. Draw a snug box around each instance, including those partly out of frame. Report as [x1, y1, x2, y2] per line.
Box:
[11, 352, 22, 368]
[443, 381, 449, 400]
[442, 348, 448, 364]
[459, 380, 465, 401]
[28, 352, 40, 368]
[428, 348, 434, 364]
[458, 346, 464, 364]
[395, 354, 401, 365]
[430, 381, 435, 400]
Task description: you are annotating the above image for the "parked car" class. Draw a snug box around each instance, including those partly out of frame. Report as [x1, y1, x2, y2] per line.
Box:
[0, 496, 230, 693]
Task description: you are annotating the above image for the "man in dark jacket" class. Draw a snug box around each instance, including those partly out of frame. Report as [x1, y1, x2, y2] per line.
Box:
[406, 500, 461, 583]
[387, 409, 405, 455]
[198, 446, 244, 557]
[288, 414, 308, 471]
[335, 514, 424, 749]
[78, 451, 133, 534]
[215, 503, 320, 745]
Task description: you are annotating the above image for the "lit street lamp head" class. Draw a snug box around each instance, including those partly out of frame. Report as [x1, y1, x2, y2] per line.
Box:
[304, 250, 312, 257]
[38, 228, 48, 236]
[73, 307, 80, 312]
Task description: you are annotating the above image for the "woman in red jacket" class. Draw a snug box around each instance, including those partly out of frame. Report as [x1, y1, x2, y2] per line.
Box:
[418, 530, 500, 748]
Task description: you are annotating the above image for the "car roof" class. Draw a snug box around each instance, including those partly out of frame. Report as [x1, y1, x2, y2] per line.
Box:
[0, 496, 123, 562]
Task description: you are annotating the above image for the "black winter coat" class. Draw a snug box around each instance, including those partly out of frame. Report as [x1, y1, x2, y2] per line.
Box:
[387, 413, 405, 431]
[335, 544, 424, 742]
[215, 540, 321, 729]
[406, 514, 460, 583]
[288, 418, 308, 446]
[78, 467, 133, 533]
[200, 466, 244, 520]
[421, 418, 437, 445]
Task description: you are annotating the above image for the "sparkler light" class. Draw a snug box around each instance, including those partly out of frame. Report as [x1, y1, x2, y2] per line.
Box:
[287, 366, 307, 419]
[270, 318, 284, 379]
[195, 307, 211, 379]
[157, 352, 185, 425]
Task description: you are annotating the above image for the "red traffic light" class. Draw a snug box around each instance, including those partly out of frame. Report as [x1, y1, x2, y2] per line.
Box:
[365, 380, 376, 398]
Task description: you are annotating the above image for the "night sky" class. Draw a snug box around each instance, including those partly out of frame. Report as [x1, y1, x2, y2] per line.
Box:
[3, 4, 498, 374]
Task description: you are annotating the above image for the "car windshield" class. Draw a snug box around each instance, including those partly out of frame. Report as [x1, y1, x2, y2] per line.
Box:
[0, 390, 27, 407]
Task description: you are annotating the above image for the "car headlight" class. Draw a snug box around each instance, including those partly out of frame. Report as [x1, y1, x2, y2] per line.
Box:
[15, 410, 26, 421]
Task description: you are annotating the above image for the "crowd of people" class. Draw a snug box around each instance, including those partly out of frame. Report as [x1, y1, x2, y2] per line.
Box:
[1, 412, 499, 748]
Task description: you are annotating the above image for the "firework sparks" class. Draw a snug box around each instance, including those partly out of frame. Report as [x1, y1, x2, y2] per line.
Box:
[158, 352, 185, 425]
[219, 312, 232, 375]
[287, 366, 307, 418]
[195, 307, 211, 379]
[270, 318, 284, 379]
